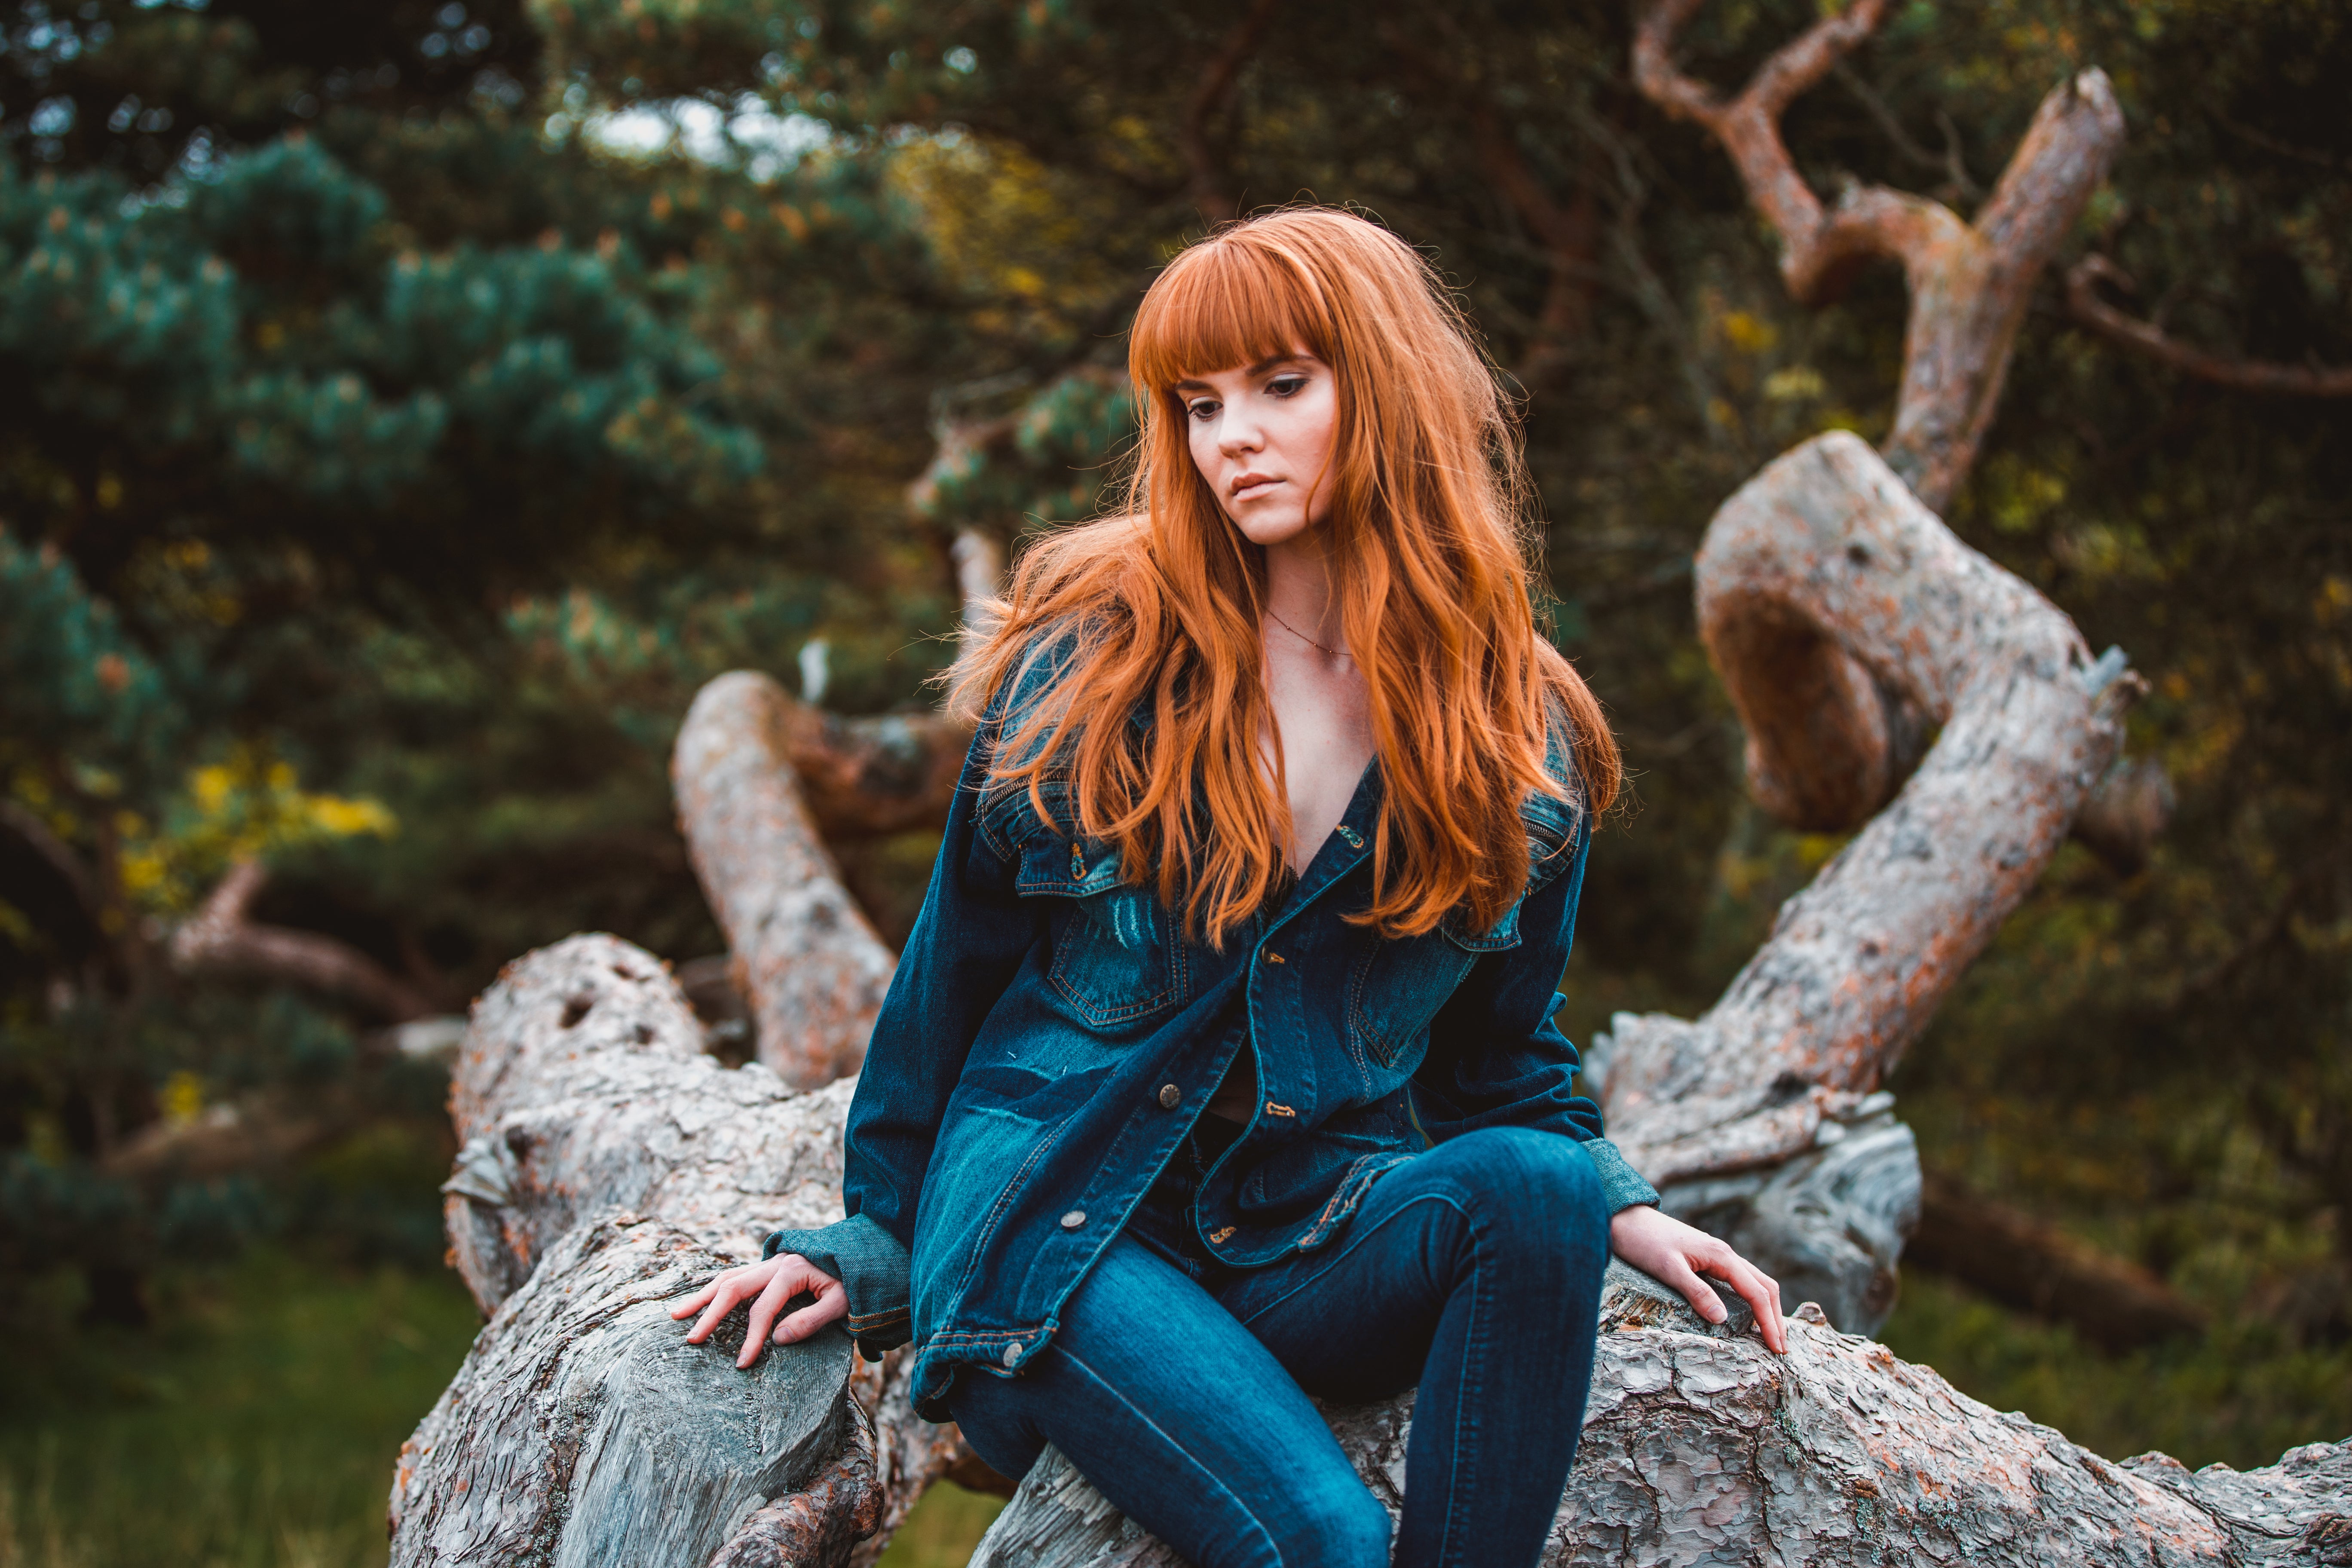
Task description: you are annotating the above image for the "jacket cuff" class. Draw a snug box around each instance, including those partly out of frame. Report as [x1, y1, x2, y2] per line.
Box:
[764, 1212, 913, 1356]
[1580, 1137, 1662, 1214]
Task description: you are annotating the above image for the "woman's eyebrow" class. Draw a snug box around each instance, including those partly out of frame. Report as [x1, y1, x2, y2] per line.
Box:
[1172, 355, 1310, 393]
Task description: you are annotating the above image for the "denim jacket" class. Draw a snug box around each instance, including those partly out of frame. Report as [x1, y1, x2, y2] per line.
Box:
[766, 656, 1658, 1420]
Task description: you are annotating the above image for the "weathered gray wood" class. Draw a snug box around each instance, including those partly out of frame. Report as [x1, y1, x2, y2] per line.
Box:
[968, 1264, 2352, 1568]
[1585, 432, 2138, 1332]
[393, 934, 882, 1567]
[392, 1213, 859, 1568]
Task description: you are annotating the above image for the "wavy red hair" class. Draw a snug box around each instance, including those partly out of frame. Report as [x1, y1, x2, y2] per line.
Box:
[949, 207, 1620, 944]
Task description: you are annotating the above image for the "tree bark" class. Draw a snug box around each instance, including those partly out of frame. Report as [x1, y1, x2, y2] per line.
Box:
[966, 1264, 2352, 1568]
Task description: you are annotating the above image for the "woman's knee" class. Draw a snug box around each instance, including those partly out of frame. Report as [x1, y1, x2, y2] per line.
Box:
[1265, 1475, 1391, 1568]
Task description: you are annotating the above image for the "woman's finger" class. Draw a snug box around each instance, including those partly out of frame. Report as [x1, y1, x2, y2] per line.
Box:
[738, 1266, 799, 1369]
[1663, 1255, 1728, 1324]
[774, 1283, 849, 1346]
[685, 1268, 761, 1344]
[668, 1276, 723, 1321]
[1723, 1260, 1788, 1353]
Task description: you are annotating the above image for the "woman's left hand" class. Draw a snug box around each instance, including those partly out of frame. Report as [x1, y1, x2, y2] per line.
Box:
[1608, 1204, 1788, 1353]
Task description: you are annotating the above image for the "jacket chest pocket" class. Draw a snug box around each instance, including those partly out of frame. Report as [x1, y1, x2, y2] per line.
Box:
[1020, 838, 1188, 1029]
[1346, 905, 1519, 1071]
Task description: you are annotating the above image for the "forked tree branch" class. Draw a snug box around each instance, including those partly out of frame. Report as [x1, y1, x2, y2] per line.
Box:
[2067, 254, 2352, 396]
[170, 859, 435, 1022]
[1633, 0, 2125, 512]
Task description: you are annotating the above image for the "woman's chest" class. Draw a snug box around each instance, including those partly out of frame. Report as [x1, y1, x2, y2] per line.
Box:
[1261, 655, 1375, 873]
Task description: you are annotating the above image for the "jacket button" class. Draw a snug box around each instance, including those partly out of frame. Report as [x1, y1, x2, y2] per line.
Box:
[1060, 1210, 1087, 1229]
[1158, 1083, 1181, 1109]
[1002, 1342, 1023, 1368]
[1263, 950, 1286, 965]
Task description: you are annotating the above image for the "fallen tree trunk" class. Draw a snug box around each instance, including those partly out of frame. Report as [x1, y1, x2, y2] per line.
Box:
[389, 933, 900, 1567]
[970, 1266, 2352, 1568]
[395, 931, 2349, 1568]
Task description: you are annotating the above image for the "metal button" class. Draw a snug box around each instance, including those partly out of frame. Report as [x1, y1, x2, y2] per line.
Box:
[1263, 950, 1285, 965]
[1158, 1083, 1181, 1109]
[1060, 1210, 1087, 1229]
[1002, 1342, 1023, 1368]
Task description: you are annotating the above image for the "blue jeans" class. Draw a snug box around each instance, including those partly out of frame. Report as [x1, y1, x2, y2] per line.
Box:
[948, 1127, 1610, 1568]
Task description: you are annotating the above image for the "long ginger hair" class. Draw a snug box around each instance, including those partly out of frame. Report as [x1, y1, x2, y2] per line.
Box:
[949, 207, 1620, 944]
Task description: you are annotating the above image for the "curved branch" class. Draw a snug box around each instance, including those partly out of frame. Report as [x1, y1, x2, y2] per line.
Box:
[1632, 0, 1893, 302]
[170, 860, 435, 1022]
[2067, 254, 2352, 396]
[1591, 432, 2138, 1326]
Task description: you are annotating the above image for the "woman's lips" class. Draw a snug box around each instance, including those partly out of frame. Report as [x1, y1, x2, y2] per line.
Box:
[1230, 475, 1282, 501]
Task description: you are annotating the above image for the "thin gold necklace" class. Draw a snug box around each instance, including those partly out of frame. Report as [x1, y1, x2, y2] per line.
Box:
[1266, 607, 1344, 657]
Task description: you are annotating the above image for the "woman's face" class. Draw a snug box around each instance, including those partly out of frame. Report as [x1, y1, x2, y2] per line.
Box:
[1177, 346, 1338, 549]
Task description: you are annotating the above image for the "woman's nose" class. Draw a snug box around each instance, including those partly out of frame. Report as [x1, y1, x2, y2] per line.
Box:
[1218, 416, 1263, 457]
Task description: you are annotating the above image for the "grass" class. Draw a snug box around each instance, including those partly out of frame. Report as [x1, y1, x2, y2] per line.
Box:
[878, 1484, 1009, 1567]
[0, 1245, 1005, 1568]
[0, 1250, 481, 1568]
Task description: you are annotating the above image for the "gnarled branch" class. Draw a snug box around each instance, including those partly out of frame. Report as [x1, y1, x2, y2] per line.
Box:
[2067, 254, 2352, 397]
[1634, 0, 2125, 511]
[1586, 432, 2140, 1329]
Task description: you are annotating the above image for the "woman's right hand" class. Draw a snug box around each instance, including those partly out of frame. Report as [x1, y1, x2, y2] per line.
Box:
[670, 1253, 849, 1369]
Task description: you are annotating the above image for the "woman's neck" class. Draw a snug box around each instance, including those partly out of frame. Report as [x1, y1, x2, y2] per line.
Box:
[1259, 532, 1374, 872]
[1263, 535, 1342, 656]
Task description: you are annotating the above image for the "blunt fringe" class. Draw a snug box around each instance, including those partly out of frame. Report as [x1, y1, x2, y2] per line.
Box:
[948, 206, 1621, 946]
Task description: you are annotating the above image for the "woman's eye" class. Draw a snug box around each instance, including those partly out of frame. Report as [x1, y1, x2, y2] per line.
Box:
[1268, 375, 1306, 398]
[1186, 400, 1218, 421]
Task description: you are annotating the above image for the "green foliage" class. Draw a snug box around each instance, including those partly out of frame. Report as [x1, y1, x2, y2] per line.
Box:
[0, 525, 179, 776]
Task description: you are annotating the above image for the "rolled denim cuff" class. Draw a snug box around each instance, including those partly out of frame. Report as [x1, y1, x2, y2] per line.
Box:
[764, 1212, 913, 1354]
[1580, 1136, 1662, 1215]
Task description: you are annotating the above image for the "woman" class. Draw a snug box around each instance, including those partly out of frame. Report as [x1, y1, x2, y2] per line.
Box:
[675, 207, 1785, 1568]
